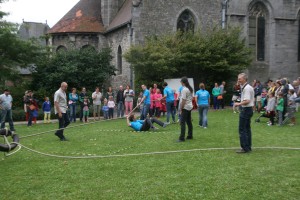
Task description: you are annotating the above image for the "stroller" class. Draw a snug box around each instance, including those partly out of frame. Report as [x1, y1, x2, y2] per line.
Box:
[282, 107, 296, 125]
[255, 110, 276, 123]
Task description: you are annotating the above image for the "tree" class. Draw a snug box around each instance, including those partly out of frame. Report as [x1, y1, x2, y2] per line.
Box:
[124, 26, 252, 89]
[0, 1, 44, 88]
[32, 48, 116, 95]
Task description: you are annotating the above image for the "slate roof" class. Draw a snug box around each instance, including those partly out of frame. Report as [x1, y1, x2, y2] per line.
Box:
[106, 0, 132, 32]
[48, 0, 105, 34]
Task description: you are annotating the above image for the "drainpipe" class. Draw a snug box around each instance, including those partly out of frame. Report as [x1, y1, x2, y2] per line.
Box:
[128, 23, 134, 90]
[221, 0, 228, 29]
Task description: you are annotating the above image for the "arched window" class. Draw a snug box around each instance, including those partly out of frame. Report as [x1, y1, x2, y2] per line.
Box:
[177, 10, 195, 32]
[117, 45, 122, 74]
[249, 3, 268, 61]
[81, 45, 96, 51]
[56, 45, 67, 53]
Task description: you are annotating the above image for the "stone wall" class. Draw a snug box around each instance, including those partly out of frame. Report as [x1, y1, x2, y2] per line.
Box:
[228, 0, 300, 82]
[50, 33, 107, 51]
[106, 26, 132, 90]
[132, 0, 223, 44]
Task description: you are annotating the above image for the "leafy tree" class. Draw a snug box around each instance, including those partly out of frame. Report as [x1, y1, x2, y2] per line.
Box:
[32, 48, 116, 95]
[124, 26, 252, 89]
[0, 1, 44, 88]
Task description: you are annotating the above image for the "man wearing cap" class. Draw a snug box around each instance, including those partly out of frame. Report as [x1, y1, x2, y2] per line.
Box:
[54, 82, 70, 141]
[0, 89, 16, 132]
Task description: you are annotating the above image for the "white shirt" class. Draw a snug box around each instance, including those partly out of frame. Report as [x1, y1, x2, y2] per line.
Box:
[92, 92, 102, 105]
[241, 83, 255, 107]
[180, 87, 193, 111]
[108, 100, 115, 108]
[0, 94, 13, 110]
[54, 88, 67, 114]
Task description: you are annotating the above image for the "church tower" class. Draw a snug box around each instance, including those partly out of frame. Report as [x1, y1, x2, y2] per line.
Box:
[101, 0, 125, 27]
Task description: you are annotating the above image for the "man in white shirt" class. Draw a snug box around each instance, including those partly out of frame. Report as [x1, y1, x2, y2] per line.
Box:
[0, 89, 16, 132]
[54, 82, 70, 141]
[234, 73, 255, 153]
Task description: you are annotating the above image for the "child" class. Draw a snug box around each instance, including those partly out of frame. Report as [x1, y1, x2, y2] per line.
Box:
[276, 92, 284, 126]
[83, 97, 90, 123]
[287, 89, 297, 126]
[137, 92, 144, 117]
[154, 89, 162, 118]
[102, 98, 109, 120]
[108, 96, 115, 119]
[262, 93, 275, 126]
[42, 97, 51, 123]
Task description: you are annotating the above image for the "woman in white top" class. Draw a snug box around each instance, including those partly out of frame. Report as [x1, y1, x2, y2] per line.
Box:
[178, 77, 194, 142]
[92, 87, 102, 120]
[124, 85, 135, 116]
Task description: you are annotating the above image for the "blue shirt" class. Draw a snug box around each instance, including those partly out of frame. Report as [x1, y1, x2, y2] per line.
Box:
[130, 120, 144, 131]
[102, 105, 109, 112]
[164, 86, 175, 103]
[143, 89, 151, 105]
[42, 101, 51, 112]
[196, 89, 210, 105]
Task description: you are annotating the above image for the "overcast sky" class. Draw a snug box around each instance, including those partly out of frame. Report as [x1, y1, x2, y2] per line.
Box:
[1, 0, 80, 27]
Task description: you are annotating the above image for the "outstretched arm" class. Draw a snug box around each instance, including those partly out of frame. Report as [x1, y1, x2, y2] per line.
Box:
[126, 116, 131, 127]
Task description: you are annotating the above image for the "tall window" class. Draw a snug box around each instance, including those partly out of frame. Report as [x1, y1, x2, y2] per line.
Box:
[177, 10, 195, 32]
[249, 3, 267, 61]
[117, 45, 122, 74]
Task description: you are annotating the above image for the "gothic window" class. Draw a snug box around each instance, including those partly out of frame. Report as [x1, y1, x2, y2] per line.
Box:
[117, 45, 122, 75]
[177, 10, 195, 32]
[56, 45, 67, 53]
[249, 3, 267, 61]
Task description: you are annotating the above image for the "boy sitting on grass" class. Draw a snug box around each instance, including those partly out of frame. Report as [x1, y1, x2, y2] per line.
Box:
[127, 114, 167, 132]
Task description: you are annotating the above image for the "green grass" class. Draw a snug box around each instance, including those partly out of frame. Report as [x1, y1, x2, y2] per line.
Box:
[1, 110, 299, 200]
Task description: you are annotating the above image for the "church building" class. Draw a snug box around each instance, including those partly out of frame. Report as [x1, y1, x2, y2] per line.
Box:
[47, 0, 300, 88]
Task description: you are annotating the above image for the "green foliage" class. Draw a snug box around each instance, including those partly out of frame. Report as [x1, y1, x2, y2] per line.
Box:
[0, 1, 45, 88]
[32, 48, 116, 96]
[125, 27, 252, 89]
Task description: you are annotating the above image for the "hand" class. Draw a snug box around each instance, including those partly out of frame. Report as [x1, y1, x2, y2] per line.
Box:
[58, 113, 62, 118]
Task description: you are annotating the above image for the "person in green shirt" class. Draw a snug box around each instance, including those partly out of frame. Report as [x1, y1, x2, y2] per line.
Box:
[276, 92, 284, 126]
[212, 83, 221, 110]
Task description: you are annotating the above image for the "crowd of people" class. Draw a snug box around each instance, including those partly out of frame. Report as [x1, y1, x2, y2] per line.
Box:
[231, 77, 300, 126]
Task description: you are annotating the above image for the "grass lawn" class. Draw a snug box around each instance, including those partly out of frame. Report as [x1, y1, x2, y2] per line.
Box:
[0, 109, 299, 200]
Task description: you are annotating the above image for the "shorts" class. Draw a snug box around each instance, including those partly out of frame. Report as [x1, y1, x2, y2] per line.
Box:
[256, 95, 261, 102]
[93, 104, 101, 113]
[232, 95, 238, 101]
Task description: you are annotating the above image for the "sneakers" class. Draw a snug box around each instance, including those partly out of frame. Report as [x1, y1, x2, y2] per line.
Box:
[165, 122, 170, 125]
[288, 123, 295, 126]
[163, 123, 168, 128]
[150, 127, 159, 131]
[203, 127, 207, 129]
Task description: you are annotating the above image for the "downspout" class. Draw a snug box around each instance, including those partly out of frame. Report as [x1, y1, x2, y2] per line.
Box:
[221, 0, 228, 29]
[128, 23, 134, 90]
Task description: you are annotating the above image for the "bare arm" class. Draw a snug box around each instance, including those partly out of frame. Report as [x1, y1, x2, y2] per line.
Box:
[126, 116, 131, 126]
[55, 101, 62, 118]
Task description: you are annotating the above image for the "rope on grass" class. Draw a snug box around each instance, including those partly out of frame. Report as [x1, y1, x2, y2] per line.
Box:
[9, 143, 300, 159]
[20, 118, 133, 139]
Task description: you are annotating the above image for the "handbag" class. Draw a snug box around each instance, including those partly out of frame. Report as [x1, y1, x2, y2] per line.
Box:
[217, 95, 223, 100]
[29, 104, 36, 110]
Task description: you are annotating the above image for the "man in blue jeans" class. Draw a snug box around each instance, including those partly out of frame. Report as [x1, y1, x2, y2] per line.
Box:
[0, 89, 16, 132]
[162, 82, 176, 124]
[54, 82, 70, 141]
[138, 84, 151, 120]
[234, 73, 255, 153]
[116, 85, 125, 118]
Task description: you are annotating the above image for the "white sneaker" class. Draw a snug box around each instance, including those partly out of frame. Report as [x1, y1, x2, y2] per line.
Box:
[165, 122, 170, 125]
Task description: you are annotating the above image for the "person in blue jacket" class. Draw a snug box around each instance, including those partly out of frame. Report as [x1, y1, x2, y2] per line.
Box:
[127, 114, 167, 131]
[68, 88, 79, 122]
[42, 97, 51, 123]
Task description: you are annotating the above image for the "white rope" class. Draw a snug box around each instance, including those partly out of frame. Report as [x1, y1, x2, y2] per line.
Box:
[3, 135, 11, 151]
[20, 117, 128, 139]
[5, 145, 22, 157]
[10, 143, 300, 160]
